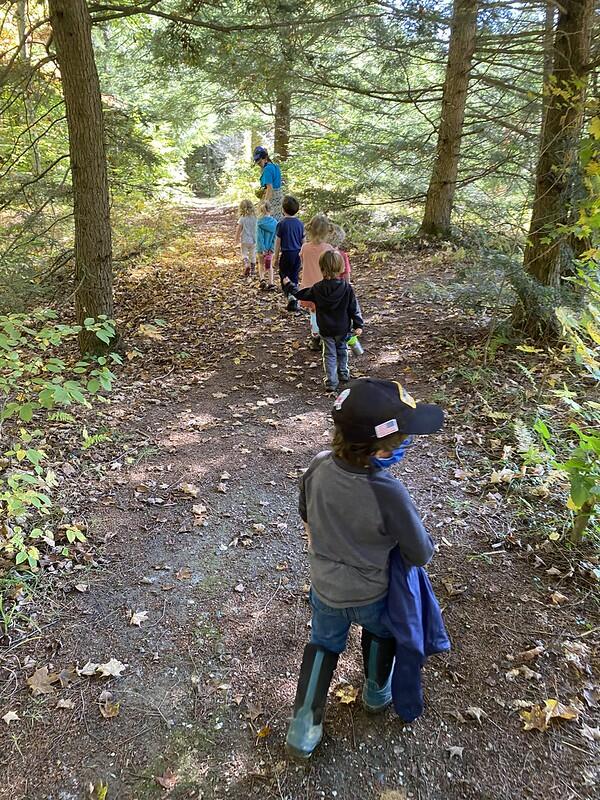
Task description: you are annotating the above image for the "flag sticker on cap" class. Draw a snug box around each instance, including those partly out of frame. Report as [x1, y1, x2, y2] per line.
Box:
[375, 418, 399, 438]
[333, 388, 351, 410]
[395, 381, 416, 409]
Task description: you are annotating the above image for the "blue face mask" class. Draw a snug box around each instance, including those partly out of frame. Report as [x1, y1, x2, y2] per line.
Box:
[371, 436, 413, 469]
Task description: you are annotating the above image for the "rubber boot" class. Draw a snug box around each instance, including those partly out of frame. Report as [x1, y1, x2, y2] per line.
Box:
[286, 644, 339, 760]
[361, 629, 395, 713]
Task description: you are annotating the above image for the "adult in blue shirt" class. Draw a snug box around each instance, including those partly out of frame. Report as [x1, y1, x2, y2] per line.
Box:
[253, 146, 283, 221]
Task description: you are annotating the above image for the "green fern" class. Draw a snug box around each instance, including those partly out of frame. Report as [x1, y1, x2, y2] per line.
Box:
[48, 411, 76, 423]
[82, 431, 111, 450]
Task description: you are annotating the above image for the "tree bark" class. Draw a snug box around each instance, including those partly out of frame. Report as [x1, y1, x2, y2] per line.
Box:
[273, 89, 291, 162]
[48, 0, 114, 355]
[523, 0, 593, 287]
[420, 0, 478, 237]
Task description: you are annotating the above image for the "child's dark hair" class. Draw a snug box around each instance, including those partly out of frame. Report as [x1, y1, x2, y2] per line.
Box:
[282, 195, 300, 216]
[332, 425, 408, 468]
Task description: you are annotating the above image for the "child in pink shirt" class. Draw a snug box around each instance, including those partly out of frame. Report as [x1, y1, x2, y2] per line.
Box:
[300, 214, 333, 351]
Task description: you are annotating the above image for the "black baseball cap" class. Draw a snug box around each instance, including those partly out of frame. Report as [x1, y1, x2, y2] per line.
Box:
[332, 378, 444, 442]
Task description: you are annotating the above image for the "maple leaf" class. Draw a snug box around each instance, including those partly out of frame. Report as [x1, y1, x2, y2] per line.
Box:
[465, 706, 487, 724]
[2, 710, 19, 725]
[129, 609, 148, 627]
[58, 665, 78, 687]
[96, 659, 127, 678]
[334, 683, 359, 704]
[447, 746, 464, 759]
[178, 482, 199, 497]
[27, 665, 60, 696]
[520, 698, 580, 731]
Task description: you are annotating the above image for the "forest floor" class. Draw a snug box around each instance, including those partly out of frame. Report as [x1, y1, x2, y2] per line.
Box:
[1, 203, 598, 800]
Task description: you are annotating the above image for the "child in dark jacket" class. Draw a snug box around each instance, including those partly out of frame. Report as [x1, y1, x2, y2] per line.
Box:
[284, 250, 363, 393]
[285, 378, 444, 760]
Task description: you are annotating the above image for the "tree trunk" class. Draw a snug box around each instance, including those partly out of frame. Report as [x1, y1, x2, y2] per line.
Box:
[523, 0, 593, 287]
[273, 89, 291, 162]
[48, 0, 114, 355]
[420, 0, 478, 237]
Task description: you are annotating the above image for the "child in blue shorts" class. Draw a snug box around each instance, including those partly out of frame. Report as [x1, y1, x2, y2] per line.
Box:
[272, 195, 304, 312]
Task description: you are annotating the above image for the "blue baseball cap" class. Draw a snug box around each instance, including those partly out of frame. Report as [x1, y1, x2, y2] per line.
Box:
[253, 146, 268, 163]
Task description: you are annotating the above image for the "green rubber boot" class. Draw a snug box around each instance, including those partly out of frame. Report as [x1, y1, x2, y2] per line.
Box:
[361, 629, 395, 713]
[285, 644, 339, 760]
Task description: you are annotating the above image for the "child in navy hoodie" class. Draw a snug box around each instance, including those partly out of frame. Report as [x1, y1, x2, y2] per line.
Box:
[284, 250, 363, 392]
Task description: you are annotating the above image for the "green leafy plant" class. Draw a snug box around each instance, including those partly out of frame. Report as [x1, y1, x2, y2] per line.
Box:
[0, 310, 119, 570]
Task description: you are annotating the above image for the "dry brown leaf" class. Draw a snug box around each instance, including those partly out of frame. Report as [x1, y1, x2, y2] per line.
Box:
[517, 645, 544, 662]
[56, 698, 75, 710]
[216, 482, 228, 493]
[520, 698, 580, 731]
[380, 792, 408, 800]
[246, 702, 263, 722]
[447, 746, 464, 759]
[129, 609, 148, 627]
[96, 658, 127, 678]
[155, 769, 179, 790]
[78, 660, 100, 676]
[58, 666, 78, 687]
[175, 567, 192, 581]
[27, 665, 60, 696]
[256, 724, 272, 739]
[2, 710, 19, 725]
[465, 706, 487, 724]
[178, 482, 199, 497]
[192, 503, 207, 516]
[98, 690, 120, 719]
[549, 591, 568, 605]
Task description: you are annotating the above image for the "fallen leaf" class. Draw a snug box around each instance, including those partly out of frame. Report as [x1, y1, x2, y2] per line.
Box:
[517, 645, 544, 662]
[192, 503, 207, 517]
[220, 471, 231, 481]
[56, 698, 75, 710]
[252, 523, 266, 533]
[465, 706, 487, 724]
[98, 690, 120, 719]
[234, 583, 245, 593]
[129, 610, 148, 627]
[96, 659, 127, 678]
[580, 723, 600, 742]
[447, 746, 464, 759]
[380, 792, 408, 800]
[216, 483, 228, 493]
[256, 724, 272, 739]
[89, 781, 108, 800]
[246, 702, 263, 722]
[583, 686, 599, 708]
[441, 577, 466, 597]
[27, 665, 60, 696]
[58, 666, 78, 687]
[563, 640, 591, 674]
[334, 684, 359, 704]
[520, 698, 580, 731]
[2, 710, 19, 725]
[155, 769, 179, 790]
[549, 591, 568, 605]
[74, 583, 89, 593]
[175, 567, 192, 581]
[178, 482, 199, 497]
[78, 660, 100, 676]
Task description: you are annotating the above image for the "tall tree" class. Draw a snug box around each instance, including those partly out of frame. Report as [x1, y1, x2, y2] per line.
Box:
[523, 0, 594, 287]
[48, 0, 114, 354]
[420, 0, 478, 237]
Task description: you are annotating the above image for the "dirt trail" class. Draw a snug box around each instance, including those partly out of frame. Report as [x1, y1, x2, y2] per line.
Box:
[1, 205, 597, 800]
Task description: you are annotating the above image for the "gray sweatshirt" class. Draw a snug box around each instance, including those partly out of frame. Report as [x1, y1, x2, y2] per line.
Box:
[299, 451, 434, 608]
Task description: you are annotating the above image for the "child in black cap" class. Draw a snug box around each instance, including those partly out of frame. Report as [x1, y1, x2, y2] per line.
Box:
[285, 378, 444, 760]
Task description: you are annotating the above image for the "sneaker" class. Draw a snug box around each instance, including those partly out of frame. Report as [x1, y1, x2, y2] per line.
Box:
[287, 296, 299, 312]
[244, 265, 250, 278]
[324, 381, 339, 394]
[307, 335, 321, 351]
[338, 371, 350, 383]
[267, 284, 277, 291]
[259, 279, 268, 290]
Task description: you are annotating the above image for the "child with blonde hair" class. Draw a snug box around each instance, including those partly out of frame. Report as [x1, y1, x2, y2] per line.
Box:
[256, 201, 277, 290]
[235, 199, 257, 278]
[299, 213, 333, 350]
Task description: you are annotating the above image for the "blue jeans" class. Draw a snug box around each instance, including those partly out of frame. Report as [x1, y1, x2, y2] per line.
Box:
[309, 589, 392, 654]
[322, 336, 349, 388]
[279, 251, 301, 289]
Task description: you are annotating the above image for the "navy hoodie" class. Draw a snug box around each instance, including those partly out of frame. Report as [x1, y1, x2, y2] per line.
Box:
[291, 278, 364, 338]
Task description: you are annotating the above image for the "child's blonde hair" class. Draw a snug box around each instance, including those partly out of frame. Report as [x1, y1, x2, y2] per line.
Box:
[319, 250, 344, 279]
[258, 201, 271, 215]
[327, 223, 346, 248]
[306, 213, 330, 243]
[239, 199, 255, 216]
